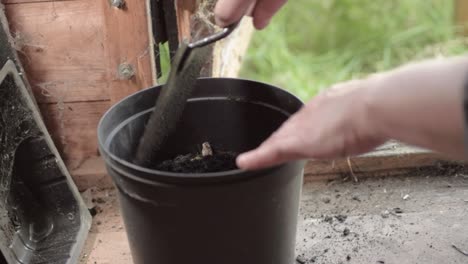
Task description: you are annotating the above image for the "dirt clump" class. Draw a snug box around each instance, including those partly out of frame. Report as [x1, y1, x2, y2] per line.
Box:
[154, 143, 238, 173]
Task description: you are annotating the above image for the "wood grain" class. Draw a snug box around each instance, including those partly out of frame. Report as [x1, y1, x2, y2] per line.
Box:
[175, 0, 196, 41]
[2, 0, 74, 4]
[5, 1, 109, 103]
[455, 0, 468, 36]
[304, 142, 455, 182]
[71, 156, 112, 191]
[5, 0, 154, 189]
[212, 18, 254, 77]
[38, 100, 110, 170]
[101, 0, 154, 103]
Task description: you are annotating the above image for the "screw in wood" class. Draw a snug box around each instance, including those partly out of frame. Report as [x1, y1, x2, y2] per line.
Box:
[110, 0, 125, 9]
[118, 63, 135, 80]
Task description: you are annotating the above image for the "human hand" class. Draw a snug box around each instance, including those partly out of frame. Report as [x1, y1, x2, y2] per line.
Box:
[237, 56, 468, 170]
[214, 0, 287, 29]
[237, 78, 386, 170]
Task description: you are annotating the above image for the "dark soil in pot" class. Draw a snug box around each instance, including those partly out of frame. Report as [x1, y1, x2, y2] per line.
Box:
[154, 143, 238, 173]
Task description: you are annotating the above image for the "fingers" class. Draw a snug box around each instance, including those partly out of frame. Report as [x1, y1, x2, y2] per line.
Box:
[237, 136, 303, 170]
[215, 0, 287, 29]
[252, 0, 287, 29]
[236, 108, 307, 169]
[214, 0, 253, 27]
[236, 113, 306, 170]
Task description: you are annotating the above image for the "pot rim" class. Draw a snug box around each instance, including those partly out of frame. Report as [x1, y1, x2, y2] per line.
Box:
[97, 77, 304, 181]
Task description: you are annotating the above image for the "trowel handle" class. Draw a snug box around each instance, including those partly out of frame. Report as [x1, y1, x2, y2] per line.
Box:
[175, 22, 240, 73]
[188, 22, 240, 49]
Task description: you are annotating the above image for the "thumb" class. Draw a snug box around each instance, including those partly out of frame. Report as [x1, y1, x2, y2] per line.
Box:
[214, 0, 253, 27]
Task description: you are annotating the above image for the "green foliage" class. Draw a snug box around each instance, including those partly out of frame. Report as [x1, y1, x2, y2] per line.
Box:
[157, 42, 171, 84]
[240, 0, 468, 100]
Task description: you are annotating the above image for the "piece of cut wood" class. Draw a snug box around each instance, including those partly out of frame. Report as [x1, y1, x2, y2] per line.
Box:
[101, 0, 154, 103]
[172, 1, 255, 77]
[175, 0, 196, 41]
[304, 141, 455, 182]
[455, 0, 468, 36]
[2, 0, 74, 4]
[212, 17, 254, 77]
[5, 1, 109, 103]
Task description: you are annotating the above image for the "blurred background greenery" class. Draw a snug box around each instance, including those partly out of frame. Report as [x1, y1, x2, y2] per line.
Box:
[239, 0, 468, 100]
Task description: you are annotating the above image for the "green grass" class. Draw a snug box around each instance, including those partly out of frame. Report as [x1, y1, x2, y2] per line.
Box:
[240, 0, 468, 100]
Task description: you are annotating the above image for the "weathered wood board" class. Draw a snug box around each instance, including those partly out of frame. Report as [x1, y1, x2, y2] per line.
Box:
[304, 141, 454, 182]
[5, 0, 110, 104]
[456, 0, 468, 36]
[3, 0, 153, 189]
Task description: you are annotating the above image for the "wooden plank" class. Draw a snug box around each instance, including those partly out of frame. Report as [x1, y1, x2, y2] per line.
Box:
[71, 142, 458, 190]
[172, 0, 255, 77]
[5, 0, 155, 105]
[38, 100, 110, 171]
[212, 18, 254, 77]
[4, 1, 110, 103]
[71, 156, 112, 191]
[3, 0, 74, 3]
[175, 0, 196, 41]
[304, 141, 456, 182]
[101, 0, 154, 103]
[4, 0, 154, 190]
[455, 0, 468, 36]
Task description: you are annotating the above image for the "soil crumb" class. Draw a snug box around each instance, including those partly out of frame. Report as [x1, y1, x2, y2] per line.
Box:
[155, 151, 238, 173]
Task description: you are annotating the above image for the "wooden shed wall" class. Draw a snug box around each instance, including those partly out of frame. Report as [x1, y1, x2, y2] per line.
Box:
[2, 0, 254, 189]
[3, 0, 153, 187]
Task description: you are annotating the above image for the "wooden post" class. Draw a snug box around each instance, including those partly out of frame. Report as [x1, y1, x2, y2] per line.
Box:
[175, 0, 197, 41]
[172, 0, 255, 77]
[212, 18, 254, 78]
[455, 0, 468, 36]
[102, 0, 154, 103]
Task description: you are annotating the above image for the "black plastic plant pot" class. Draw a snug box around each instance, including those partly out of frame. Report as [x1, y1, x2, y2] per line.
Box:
[98, 78, 305, 264]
